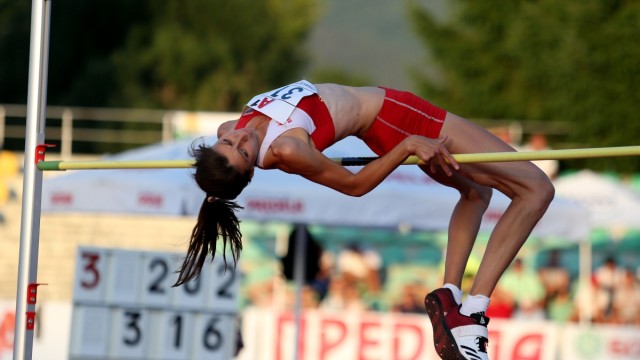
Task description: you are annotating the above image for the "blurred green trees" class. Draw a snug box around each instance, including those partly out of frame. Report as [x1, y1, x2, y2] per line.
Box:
[2, 1, 640, 170]
[111, 0, 318, 110]
[0, 0, 318, 110]
[408, 0, 640, 171]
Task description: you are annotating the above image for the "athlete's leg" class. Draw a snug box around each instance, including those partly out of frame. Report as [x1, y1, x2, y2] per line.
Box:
[425, 113, 552, 360]
[420, 169, 493, 289]
[420, 169, 494, 359]
[440, 112, 555, 297]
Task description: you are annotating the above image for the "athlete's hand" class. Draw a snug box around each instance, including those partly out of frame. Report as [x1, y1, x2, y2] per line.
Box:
[403, 135, 459, 176]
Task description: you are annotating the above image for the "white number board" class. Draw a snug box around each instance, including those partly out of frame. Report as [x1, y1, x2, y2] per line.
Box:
[69, 246, 240, 360]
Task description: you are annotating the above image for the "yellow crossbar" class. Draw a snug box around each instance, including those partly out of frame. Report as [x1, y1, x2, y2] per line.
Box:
[37, 145, 640, 171]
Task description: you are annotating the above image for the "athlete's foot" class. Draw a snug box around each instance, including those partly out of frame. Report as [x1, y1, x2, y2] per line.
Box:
[438, 306, 490, 360]
[424, 288, 459, 357]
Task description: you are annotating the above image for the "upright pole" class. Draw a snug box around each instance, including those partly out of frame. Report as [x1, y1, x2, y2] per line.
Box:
[578, 239, 593, 324]
[61, 108, 72, 158]
[13, 1, 51, 359]
[293, 224, 307, 360]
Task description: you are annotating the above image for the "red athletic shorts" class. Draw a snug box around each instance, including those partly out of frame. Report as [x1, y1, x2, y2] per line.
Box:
[359, 87, 447, 156]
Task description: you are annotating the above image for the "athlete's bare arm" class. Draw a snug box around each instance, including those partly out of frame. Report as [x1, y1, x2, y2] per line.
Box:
[268, 131, 458, 197]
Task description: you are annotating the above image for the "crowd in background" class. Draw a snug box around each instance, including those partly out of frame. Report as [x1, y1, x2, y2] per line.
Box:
[0, 149, 20, 224]
[490, 253, 640, 325]
[246, 132, 640, 326]
[243, 245, 640, 326]
[3, 134, 640, 326]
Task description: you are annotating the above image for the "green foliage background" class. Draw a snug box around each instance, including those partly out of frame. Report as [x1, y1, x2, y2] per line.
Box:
[0, 0, 317, 110]
[408, 0, 640, 171]
[1, 0, 639, 171]
[111, 0, 317, 110]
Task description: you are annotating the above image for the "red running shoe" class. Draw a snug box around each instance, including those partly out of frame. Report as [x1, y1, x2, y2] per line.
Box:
[439, 306, 490, 360]
[424, 288, 459, 357]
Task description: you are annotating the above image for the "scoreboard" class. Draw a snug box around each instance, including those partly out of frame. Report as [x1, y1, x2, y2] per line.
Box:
[69, 246, 240, 360]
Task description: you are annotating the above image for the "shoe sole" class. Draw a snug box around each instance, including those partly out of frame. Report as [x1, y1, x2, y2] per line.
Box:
[424, 293, 467, 360]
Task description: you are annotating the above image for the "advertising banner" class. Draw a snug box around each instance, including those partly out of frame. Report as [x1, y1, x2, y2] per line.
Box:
[240, 308, 560, 360]
[560, 324, 640, 360]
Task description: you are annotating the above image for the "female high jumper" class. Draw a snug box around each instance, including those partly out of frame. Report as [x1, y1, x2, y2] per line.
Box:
[174, 80, 554, 360]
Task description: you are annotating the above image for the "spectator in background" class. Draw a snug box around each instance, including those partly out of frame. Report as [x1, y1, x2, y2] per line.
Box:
[301, 285, 319, 309]
[499, 258, 545, 313]
[362, 268, 386, 312]
[392, 282, 426, 314]
[310, 251, 335, 302]
[485, 285, 514, 319]
[244, 275, 285, 309]
[546, 283, 577, 322]
[573, 274, 609, 323]
[342, 282, 368, 312]
[594, 256, 625, 320]
[319, 275, 368, 312]
[320, 275, 348, 311]
[336, 242, 382, 295]
[0, 148, 20, 186]
[538, 249, 571, 296]
[538, 249, 571, 316]
[611, 267, 640, 325]
[512, 298, 546, 321]
[0, 147, 20, 224]
[522, 133, 558, 179]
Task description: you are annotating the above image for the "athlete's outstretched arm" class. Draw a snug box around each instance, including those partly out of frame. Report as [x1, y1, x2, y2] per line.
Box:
[272, 135, 458, 196]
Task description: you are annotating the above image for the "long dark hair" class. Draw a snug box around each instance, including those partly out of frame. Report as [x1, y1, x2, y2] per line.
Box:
[173, 140, 252, 287]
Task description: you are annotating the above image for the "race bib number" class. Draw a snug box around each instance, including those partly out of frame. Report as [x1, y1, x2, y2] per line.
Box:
[246, 80, 317, 124]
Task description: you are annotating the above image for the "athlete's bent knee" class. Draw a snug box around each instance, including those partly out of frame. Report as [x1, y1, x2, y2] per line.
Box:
[462, 185, 493, 210]
[540, 179, 555, 206]
[528, 176, 555, 215]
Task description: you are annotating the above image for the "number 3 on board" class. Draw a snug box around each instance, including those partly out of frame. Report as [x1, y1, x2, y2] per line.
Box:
[73, 247, 108, 302]
[111, 308, 149, 358]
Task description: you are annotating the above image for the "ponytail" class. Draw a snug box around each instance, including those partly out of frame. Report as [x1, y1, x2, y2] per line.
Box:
[175, 139, 251, 287]
[173, 197, 243, 287]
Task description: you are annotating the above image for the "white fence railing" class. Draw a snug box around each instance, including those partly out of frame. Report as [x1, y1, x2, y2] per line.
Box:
[0, 104, 173, 158]
[1, 103, 571, 160]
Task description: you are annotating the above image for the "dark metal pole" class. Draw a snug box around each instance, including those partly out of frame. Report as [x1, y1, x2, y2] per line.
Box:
[292, 224, 307, 360]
